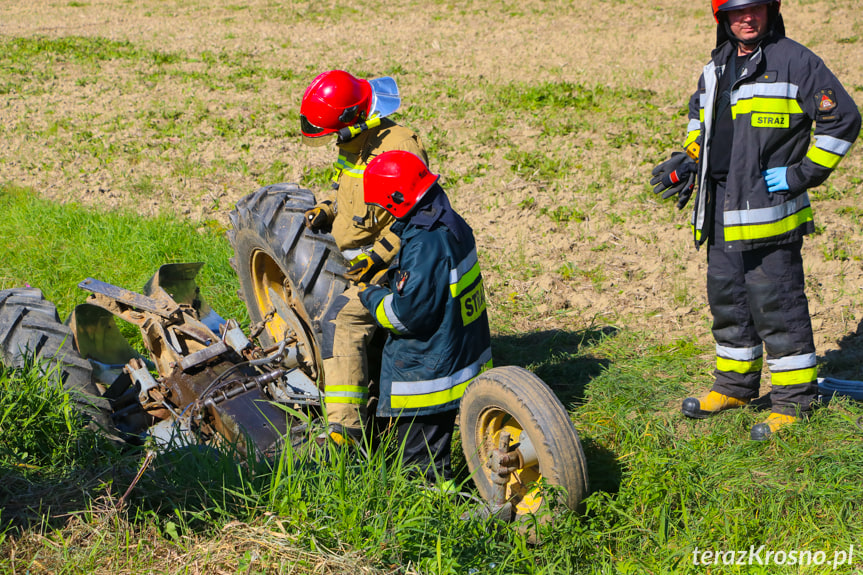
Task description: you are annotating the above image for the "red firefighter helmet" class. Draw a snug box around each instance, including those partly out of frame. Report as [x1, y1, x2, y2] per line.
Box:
[364, 151, 439, 220]
[712, 0, 779, 21]
[299, 70, 373, 145]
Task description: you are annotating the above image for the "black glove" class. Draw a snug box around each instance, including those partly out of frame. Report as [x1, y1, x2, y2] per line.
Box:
[344, 251, 386, 284]
[304, 201, 334, 231]
[650, 152, 697, 209]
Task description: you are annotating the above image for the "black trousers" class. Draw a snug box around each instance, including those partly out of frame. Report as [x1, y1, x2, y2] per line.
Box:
[706, 182, 817, 415]
[395, 411, 457, 481]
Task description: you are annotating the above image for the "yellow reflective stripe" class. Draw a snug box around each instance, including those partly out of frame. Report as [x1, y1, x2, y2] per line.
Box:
[806, 146, 842, 169]
[772, 367, 818, 386]
[375, 300, 399, 334]
[450, 262, 481, 297]
[333, 155, 365, 178]
[732, 97, 804, 118]
[325, 384, 368, 405]
[391, 380, 470, 409]
[684, 130, 700, 148]
[699, 109, 705, 122]
[717, 356, 763, 374]
[724, 206, 813, 242]
[390, 359, 493, 409]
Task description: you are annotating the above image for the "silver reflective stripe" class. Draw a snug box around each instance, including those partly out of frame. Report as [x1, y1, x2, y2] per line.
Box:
[687, 119, 701, 132]
[449, 249, 478, 285]
[382, 293, 409, 334]
[327, 390, 367, 399]
[767, 353, 817, 372]
[732, 81, 799, 103]
[814, 135, 853, 155]
[694, 60, 719, 234]
[716, 343, 763, 361]
[724, 193, 811, 226]
[342, 247, 365, 261]
[391, 346, 493, 396]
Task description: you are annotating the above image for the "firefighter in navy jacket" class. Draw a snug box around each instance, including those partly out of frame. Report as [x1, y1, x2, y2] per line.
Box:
[359, 150, 492, 479]
[651, 0, 860, 440]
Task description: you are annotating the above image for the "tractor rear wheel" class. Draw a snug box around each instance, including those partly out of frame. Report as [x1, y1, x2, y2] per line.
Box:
[227, 183, 349, 382]
[459, 366, 589, 519]
[0, 288, 111, 428]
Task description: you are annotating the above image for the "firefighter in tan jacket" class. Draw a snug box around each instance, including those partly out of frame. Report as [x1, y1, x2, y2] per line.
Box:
[299, 70, 428, 437]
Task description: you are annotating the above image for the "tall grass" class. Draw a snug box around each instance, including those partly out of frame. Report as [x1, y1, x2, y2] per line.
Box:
[0, 182, 245, 322]
[0, 359, 105, 471]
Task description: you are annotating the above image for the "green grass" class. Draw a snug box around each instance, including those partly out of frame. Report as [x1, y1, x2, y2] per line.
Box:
[0, 183, 245, 322]
[0, 358, 107, 471]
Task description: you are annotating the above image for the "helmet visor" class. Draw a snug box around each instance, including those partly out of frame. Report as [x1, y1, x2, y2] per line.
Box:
[368, 76, 401, 119]
[299, 114, 336, 147]
[301, 133, 334, 147]
[300, 114, 327, 136]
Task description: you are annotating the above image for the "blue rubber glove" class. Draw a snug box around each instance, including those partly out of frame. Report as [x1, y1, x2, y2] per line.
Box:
[762, 167, 789, 193]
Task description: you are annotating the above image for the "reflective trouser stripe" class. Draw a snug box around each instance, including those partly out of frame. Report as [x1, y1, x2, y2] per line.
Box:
[767, 352, 816, 371]
[716, 343, 762, 361]
[768, 353, 817, 386]
[771, 367, 818, 386]
[717, 356, 763, 374]
[325, 385, 368, 405]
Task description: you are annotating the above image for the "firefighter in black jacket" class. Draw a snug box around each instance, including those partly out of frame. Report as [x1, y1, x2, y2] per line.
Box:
[651, 0, 861, 439]
[359, 150, 492, 480]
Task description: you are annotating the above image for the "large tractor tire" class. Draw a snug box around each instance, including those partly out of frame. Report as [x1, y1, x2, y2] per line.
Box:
[459, 366, 589, 519]
[0, 288, 111, 427]
[227, 183, 349, 382]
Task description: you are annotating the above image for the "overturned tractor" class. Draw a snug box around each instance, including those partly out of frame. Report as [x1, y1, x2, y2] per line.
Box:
[0, 184, 589, 522]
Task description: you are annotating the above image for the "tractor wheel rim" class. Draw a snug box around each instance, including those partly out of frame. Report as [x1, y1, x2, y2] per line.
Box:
[249, 249, 319, 380]
[477, 408, 544, 514]
[250, 249, 290, 342]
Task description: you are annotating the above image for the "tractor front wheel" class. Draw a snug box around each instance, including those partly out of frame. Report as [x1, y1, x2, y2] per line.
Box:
[459, 366, 589, 519]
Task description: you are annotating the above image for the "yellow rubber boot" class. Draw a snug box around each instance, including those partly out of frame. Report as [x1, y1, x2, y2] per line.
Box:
[681, 391, 749, 419]
[750, 412, 797, 441]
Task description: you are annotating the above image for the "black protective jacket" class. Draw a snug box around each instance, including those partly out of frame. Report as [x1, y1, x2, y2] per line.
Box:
[686, 30, 861, 250]
[359, 186, 492, 417]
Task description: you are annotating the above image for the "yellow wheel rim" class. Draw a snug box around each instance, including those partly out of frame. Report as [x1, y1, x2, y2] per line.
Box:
[250, 249, 291, 343]
[477, 408, 544, 515]
[249, 249, 318, 379]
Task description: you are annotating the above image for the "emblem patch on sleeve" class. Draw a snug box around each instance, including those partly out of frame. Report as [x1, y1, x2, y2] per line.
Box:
[395, 271, 409, 294]
[815, 89, 837, 114]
